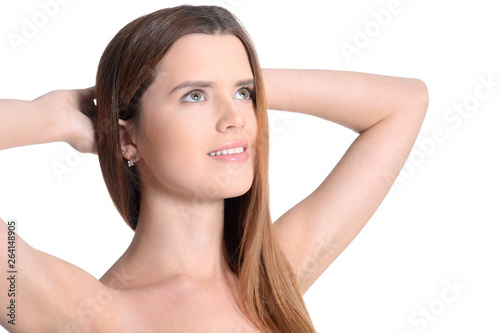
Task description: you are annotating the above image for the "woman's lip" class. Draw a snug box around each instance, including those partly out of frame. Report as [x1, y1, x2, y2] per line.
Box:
[208, 150, 249, 162]
[207, 140, 249, 163]
[208, 140, 248, 155]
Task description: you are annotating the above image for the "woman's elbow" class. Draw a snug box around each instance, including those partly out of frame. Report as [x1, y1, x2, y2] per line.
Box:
[411, 78, 430, 114]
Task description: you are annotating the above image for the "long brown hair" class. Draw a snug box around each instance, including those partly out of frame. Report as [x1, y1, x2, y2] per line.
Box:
[95, 5, 316, 332]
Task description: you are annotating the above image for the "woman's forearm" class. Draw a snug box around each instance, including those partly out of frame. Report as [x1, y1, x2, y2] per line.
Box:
[262, 69, 428, 133]
[0, 99, 65, 151]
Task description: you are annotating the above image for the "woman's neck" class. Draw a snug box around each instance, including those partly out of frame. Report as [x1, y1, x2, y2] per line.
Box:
[102, 186, 233, 289]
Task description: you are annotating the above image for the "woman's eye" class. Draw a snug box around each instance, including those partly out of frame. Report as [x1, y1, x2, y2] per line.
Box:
[235, 88, 253, 100]
[183, 90, 205, 102]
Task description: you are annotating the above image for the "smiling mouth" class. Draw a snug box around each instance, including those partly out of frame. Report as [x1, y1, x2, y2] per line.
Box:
[207, 147, 246, 156]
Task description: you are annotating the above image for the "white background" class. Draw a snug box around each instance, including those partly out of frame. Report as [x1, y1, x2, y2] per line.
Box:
[1, 0, 499, 332]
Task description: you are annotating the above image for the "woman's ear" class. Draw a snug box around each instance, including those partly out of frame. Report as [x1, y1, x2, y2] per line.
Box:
[119, 119, 140, 162]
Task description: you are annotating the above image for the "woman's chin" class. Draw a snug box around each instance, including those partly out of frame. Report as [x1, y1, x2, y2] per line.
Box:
[197, 171, 254, 200]
[224, 186, 252, 199]
[214, 182, 253, 200]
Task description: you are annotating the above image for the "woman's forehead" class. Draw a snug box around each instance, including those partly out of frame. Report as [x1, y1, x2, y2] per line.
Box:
[153, 33, 253, 87]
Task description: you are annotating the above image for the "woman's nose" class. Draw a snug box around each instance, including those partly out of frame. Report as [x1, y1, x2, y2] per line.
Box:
[215, 99, 246, 132]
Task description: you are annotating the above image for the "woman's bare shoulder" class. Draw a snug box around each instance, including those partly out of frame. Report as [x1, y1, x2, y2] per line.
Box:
[0, 216, 117, 332]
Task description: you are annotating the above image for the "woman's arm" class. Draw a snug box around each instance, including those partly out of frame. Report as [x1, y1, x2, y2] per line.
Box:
[0, 89, 110, 331]
[0, 88, 97, 153]
[0, 99, 62, 150]
[265, 69, 428, 293]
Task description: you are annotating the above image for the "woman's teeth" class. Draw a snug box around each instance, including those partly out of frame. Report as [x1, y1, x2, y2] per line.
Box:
[208, 147, 245, 156]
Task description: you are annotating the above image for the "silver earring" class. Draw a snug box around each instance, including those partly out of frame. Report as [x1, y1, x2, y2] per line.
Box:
[127, 155, 136, 167]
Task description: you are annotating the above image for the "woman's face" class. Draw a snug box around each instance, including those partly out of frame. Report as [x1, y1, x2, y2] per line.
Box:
[131, 33, 258, 202]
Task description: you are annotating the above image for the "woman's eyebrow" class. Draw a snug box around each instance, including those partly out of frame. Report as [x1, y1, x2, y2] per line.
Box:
[168, 81, 215, 96]
[168, 79, 255, 96]
[235, 79, 255, 87]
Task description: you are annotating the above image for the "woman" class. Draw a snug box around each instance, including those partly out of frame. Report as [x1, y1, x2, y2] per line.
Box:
[0, 5, 428, 332]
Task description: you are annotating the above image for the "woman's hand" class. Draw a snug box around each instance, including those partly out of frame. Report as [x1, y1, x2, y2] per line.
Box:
[34, 87, 97, 154]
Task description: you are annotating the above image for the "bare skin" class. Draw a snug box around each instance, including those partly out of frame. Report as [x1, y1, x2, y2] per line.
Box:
[0, 33, 428, 332]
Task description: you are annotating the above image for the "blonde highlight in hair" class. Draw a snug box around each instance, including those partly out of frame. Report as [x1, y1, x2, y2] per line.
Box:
[95, 6, 316, 332]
